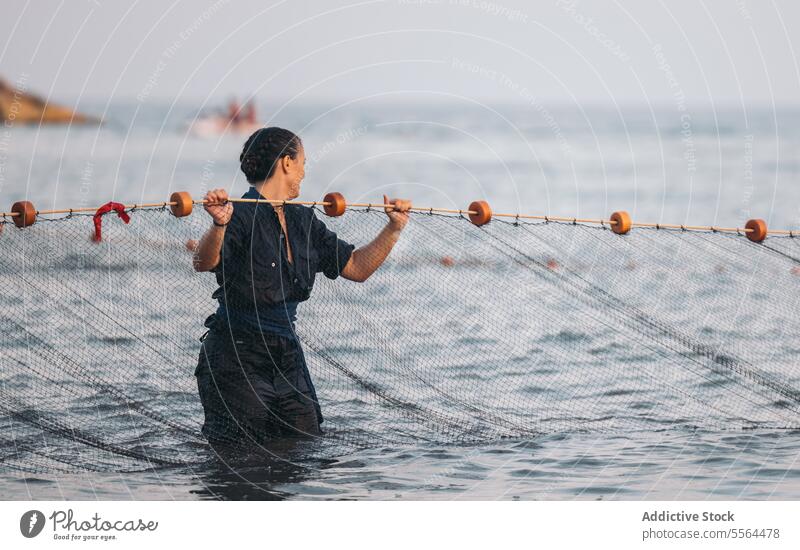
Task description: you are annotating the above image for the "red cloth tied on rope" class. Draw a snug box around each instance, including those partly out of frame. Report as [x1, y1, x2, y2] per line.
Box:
[92, 201, 130, 242]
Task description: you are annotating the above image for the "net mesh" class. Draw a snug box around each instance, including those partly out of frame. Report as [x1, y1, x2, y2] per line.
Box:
[1, 205, 799, 473]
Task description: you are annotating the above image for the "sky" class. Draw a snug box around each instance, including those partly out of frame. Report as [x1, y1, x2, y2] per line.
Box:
[0, 0, 798, 107]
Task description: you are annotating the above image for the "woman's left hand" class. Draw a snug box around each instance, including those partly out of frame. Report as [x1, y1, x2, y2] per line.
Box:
[383, 194, 412, 230]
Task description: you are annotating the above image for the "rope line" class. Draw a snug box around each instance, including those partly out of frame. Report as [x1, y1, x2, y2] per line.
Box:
[6, 193, 797, 237]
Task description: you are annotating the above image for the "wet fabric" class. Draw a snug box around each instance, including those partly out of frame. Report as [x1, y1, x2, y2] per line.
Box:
[215, 302, 299, 339]
[195, 319, 323, 449]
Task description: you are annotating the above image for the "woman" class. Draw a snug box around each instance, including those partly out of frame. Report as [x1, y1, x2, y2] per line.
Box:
[193, 127, 411, 449]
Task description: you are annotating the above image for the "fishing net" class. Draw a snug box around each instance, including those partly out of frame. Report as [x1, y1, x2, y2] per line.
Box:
[1, 203, 799, 474]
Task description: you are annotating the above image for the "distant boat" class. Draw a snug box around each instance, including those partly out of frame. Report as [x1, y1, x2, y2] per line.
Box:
[189, 99, 261, 137]
[0, 77, 100, 125]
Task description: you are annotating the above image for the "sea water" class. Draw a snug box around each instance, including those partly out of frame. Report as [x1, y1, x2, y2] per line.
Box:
[1, 99, 799, 500]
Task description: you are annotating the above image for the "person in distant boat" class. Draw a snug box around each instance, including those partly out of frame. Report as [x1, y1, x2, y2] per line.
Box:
[227, 99, 241, 124]
[192, 126, 411, 449]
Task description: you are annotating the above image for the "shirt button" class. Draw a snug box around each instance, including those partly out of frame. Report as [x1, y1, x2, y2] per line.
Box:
[271, 262, 276, 267]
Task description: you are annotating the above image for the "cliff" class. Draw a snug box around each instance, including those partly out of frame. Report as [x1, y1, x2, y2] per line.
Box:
[0, 78, 100, 125]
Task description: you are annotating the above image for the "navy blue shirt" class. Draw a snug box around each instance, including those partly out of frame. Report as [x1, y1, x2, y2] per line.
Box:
[211, 187, 355, 335]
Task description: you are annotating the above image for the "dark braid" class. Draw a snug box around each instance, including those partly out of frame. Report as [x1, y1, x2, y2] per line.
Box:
[239, 127, 302, 183]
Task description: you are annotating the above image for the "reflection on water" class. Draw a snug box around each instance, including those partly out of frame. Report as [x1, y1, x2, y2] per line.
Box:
[2, 429, 799, 499]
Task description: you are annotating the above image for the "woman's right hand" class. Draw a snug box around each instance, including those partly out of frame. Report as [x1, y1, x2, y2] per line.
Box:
[204, 188, 233, 226]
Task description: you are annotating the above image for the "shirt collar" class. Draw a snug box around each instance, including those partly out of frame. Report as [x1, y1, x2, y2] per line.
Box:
[242, 186, 282, 210]
[243, 186, 267, 201]
[243, 186, 299, 216]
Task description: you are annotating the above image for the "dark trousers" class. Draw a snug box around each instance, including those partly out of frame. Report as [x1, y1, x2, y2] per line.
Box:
[195, 321, 322, 449]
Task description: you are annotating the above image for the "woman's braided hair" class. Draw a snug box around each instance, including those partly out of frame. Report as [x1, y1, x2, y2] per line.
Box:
[239, 127, 302, 184]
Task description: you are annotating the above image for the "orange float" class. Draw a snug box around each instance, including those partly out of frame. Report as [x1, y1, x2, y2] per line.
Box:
[323, 192, 346, 217]
[468, 200, 492, 226]
[11, 201, 36, 228]
[745, 219, 767, 243]
[610, 211, 631, 235]
[170, 191, 193, 218]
